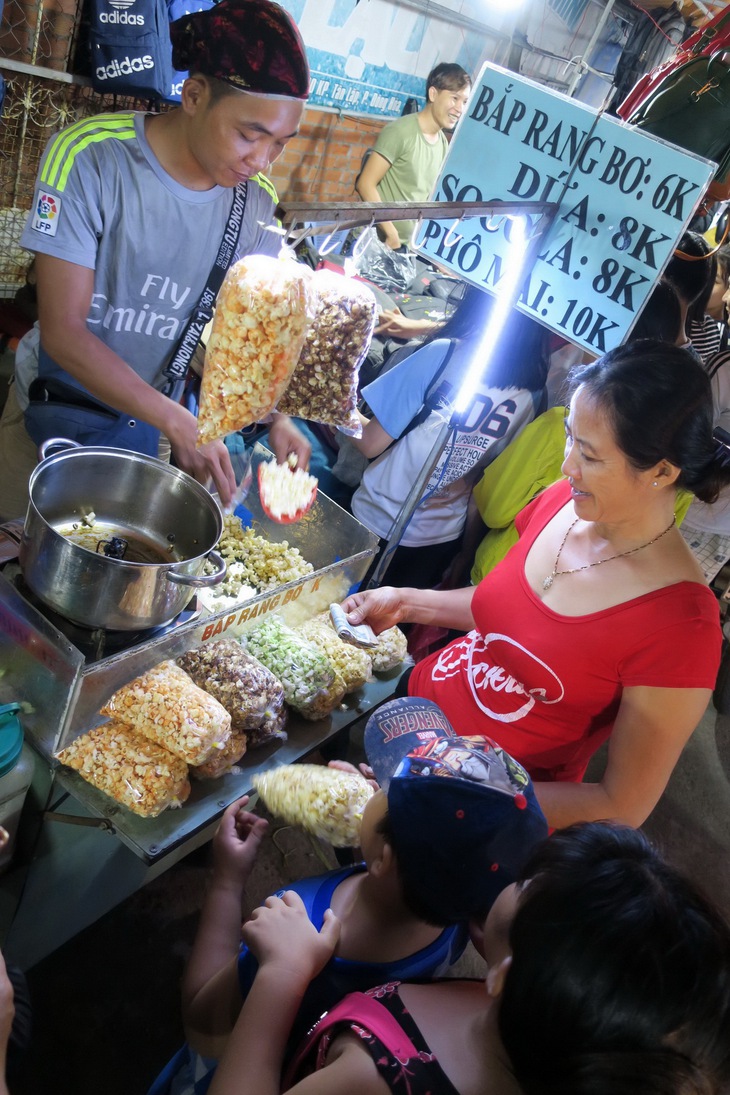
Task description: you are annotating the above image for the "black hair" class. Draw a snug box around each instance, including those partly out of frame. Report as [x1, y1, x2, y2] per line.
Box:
[499, 823, 730, 1095]
[422, 284, 550, 393]
[665, 231, 715, 312]
[568, 339, 730, 504]
[629, 280, 681, 344]
[375, 810, 449, 926]
[426, 63, 471, 96]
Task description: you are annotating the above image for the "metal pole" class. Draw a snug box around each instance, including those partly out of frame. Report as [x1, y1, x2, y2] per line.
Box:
[565, 0, 617, 98]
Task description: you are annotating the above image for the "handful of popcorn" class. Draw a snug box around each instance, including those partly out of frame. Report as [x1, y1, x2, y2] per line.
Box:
[197, 255, 315, 445]
[252, 764, 374, 847]
[258, 455, 318, 524]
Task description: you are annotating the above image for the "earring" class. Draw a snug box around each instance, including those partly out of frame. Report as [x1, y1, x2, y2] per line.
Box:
[653, 481, 658, 487]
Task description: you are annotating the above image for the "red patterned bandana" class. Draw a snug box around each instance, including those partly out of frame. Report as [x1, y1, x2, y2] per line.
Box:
[171, 0, 310, 99]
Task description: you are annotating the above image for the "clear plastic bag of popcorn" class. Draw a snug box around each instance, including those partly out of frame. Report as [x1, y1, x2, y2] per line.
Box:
[321, 613, 408, 673]
[177, 640, 284, 733]
[197, 255, 316, 445]
[243, 615, 346, 721]
[57, 721, 191, 818]
[252, 764, 374, 847]
[277, 269, 377, 434]
[247, 696, 288, 748]
[190, 730, 248, 780]
[100, 660, 231, 766]
[368, 625, 410, 673]
[297, 616, 373, 693]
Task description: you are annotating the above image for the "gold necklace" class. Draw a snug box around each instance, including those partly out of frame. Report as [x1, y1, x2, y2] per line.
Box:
[542, 514, 677, 591]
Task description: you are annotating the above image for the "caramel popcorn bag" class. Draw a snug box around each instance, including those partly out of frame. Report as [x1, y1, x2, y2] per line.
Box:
[197, 255, 316, 445]
[277, 269, 377, 434]
[178, 640, 284, 733]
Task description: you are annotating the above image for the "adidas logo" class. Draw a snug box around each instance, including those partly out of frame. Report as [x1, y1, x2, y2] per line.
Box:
[100, 10, 145, 23]
[95, 54, 155, 79]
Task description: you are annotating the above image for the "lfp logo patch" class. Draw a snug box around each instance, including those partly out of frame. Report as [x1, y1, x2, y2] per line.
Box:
[31, 191, 61, 236]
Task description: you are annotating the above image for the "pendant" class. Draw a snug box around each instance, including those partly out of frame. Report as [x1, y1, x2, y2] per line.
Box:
[542, 574, 554, 590]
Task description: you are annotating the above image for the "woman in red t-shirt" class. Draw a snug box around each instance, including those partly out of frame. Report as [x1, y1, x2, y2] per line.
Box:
[343, 340, 730, 830]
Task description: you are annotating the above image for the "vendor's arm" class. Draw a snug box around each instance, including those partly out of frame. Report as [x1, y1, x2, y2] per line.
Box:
[533, 685, 711, 829]
[355, 152, 402, 252]
[342, 583, 477, 633]
[35, 254, 237, 504]
[208, 892, 342, 1095]
[182, 798, 268, 1052]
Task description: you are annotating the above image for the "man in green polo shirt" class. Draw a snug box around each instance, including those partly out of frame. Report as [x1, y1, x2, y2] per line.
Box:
[356, 63, 472, 252]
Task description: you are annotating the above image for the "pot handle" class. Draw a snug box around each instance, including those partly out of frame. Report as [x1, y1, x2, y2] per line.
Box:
[39, 438, 83, 462]
[166, 550, 227, 588]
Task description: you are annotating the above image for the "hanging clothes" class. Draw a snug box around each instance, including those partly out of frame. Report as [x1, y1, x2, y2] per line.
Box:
[609, 2, 689, 112]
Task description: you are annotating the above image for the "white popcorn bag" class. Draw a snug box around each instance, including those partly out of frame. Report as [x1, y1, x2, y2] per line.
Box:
[197, 255, 316, 445]
[252, 764, 374, 847]
[297, 615, 373, 693]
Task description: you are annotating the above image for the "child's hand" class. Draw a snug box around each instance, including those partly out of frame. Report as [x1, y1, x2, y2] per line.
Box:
[212, 796, 268, 885]
[327, 759, 379, 794]
[242, 891, 340, 987]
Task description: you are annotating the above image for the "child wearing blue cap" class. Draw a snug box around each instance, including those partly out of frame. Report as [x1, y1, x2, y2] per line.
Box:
[210, 822, 730, 1095]
[148, 698, 547, 1094]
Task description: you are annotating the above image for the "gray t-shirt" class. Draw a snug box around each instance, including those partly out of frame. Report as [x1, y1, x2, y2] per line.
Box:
[17, 111, 280, 406]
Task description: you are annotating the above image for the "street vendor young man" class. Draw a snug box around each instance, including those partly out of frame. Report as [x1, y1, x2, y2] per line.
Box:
[0, 0, 311, 520]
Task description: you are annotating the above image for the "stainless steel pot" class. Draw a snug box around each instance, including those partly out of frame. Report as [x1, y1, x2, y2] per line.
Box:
[20, 439, 227, 630]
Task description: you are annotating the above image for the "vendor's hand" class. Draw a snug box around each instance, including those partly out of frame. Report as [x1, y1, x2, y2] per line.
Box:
[212, 797, 268, 887]
[340, 586, 406, 634]
[166, 406, 236, 506]
[267, 413, 311, 470]
[242, 891, 340, 987]
[327, 759, 379, 793]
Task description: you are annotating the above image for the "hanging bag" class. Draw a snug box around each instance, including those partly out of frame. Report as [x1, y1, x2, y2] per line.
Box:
[625, 48, 730, 203]
[618, 5, 730, 120]
[89, 0, 173, 100]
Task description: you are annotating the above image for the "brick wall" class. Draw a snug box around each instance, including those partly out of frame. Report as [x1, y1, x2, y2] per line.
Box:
[268, 108, 385, 205]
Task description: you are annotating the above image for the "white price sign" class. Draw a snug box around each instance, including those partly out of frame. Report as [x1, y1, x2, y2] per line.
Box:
[417, 63, 716, 355]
